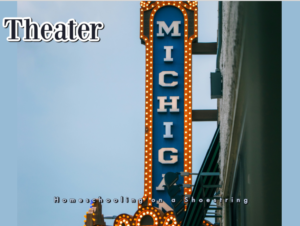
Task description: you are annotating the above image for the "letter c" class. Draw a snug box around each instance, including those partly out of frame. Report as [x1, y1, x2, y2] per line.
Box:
[159, 71, 178, 87]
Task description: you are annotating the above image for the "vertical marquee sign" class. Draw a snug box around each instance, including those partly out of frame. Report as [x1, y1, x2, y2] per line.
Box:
[139, 1, 197, 210]
[112, 2, 198, 226]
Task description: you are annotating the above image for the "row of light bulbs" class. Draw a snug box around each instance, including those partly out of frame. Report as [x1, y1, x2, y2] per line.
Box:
[140, 1, 198, 11]
[114, 207, 179, 226]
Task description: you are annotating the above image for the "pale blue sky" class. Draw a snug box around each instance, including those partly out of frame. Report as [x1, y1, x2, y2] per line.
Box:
[282, 2, 300, 226]
[0, 2, 17, 226]
[0, 1, 297, 226]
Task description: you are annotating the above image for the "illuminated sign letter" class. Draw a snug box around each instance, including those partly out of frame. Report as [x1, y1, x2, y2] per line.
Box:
[164, 46, 173, 62]
[156, 200, 173, 212]
[163, 122, 173, 138]
[157, 96, 179, 112]
[158, 148, 178, 164]
[159, 71, 178, 87]
[156, 174, 166, 191]
[157, 21, 181, 37]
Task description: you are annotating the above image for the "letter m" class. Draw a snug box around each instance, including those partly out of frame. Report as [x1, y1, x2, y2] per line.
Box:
[157, 21, 181, 37]
[69, 198, 76, 203]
